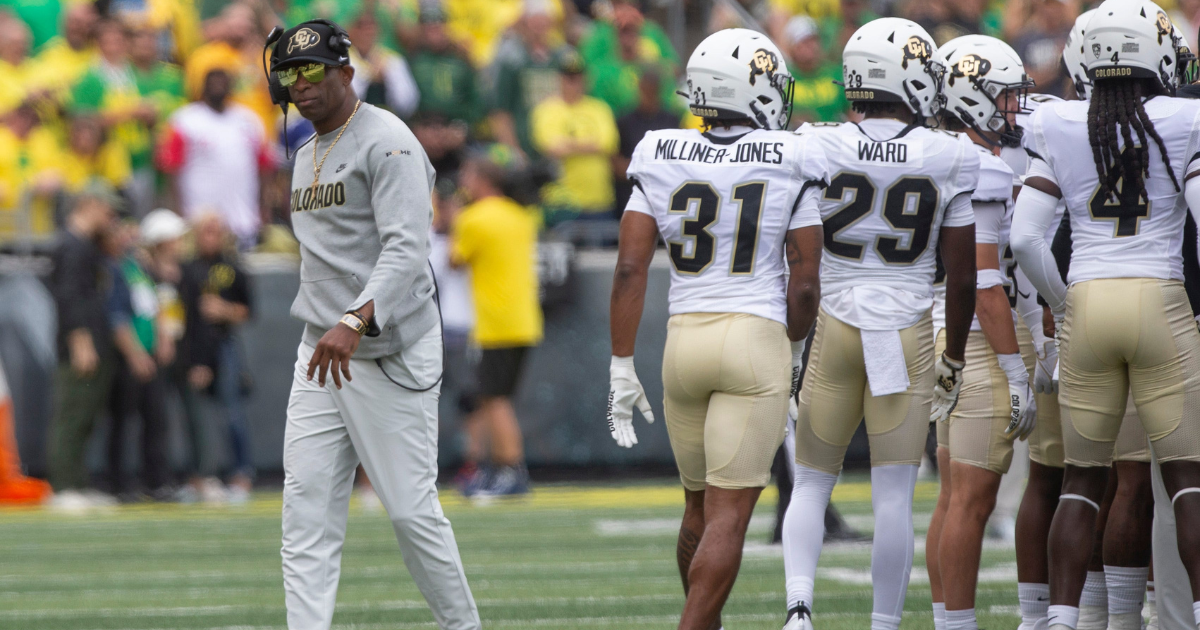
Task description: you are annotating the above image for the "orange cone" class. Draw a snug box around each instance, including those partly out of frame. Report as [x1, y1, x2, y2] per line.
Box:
[0, 358, 52, 505]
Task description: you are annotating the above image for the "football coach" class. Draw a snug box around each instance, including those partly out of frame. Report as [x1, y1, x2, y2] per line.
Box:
[269, 20, 481, 630]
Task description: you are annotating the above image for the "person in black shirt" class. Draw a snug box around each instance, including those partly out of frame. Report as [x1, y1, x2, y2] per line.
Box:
[613, 68, 679, 214]
[47, 184, 117, 504]
[179, 212, 254, 502]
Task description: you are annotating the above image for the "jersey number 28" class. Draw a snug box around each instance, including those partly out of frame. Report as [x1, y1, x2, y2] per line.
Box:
[823, 172, 939, 264]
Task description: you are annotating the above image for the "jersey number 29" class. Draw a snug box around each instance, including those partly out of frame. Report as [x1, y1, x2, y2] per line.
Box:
[823, 172, 939, 264]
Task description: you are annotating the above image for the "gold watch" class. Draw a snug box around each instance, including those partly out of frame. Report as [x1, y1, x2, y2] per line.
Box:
[339, 312, 368, 336]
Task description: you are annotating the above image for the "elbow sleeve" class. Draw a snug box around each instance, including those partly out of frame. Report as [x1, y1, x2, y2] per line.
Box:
[1012, 186, 1068, 313]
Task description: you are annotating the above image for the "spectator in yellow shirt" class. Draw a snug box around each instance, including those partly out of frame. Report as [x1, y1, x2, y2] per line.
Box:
[0, 15, 36, 116]
[0, 103, 67, 240]
[27, 3, 98, 104]
[60, 114, 132, 194]
[450, 149, 543, 497]
[531, 51, 619, 226]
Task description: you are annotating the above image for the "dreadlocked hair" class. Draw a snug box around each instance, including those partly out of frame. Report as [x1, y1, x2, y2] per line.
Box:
[1087, 78, 1179, 203]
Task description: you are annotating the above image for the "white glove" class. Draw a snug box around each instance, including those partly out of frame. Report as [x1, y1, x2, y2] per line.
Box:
[998, 353, 1037, 440]
[1034, 340, 1058, 394]
[608, 355, 654, 448]
[790, 339, 807, 400]
[1052, 312, 1066, 349]
[931, 352, 965, 424]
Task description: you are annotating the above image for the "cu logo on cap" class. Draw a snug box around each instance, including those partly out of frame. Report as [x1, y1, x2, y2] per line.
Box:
[288, 27, 321, 54]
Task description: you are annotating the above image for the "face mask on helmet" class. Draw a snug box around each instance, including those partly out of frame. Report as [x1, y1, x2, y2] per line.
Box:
[683, 29, 796, 130]
[940, 36, 1034, 148]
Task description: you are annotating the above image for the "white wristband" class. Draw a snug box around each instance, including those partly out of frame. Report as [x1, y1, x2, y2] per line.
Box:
[996, 352, 1027, 385]
[611, 355, 635, 370]
[791, 340, 806, 362]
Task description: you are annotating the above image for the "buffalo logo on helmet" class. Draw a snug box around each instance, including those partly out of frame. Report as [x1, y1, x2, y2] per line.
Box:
[288, 27, 321, 54]
[948, 53, 991, 87]
[901, 35, 933, 69]
[1156, 11, 1172, 45]
[748, 48, 778, 86]
[1092, 42, 1102, 59]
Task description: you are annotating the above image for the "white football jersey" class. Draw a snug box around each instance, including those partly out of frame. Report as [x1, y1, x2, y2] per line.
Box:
[802, 119, 978, 330]
[933, 146, 1016, 333]
[1001, 93, 1063, 186]
[1024, 97, 1200, 284]
[625, 127, 828, 326]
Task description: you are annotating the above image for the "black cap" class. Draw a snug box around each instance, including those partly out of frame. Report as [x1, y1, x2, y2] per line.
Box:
[271, 20, 351, 71]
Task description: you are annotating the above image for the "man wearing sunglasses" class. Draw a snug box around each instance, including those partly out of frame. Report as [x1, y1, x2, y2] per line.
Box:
[271, 20, 482, 630]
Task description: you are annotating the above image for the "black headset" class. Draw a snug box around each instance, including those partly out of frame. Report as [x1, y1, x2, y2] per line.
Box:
[262, 19, 353, 108]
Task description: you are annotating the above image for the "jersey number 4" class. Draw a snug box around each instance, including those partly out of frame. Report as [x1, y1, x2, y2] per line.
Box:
[1089, 178, 1150, 238]
[667, 181, 766, 275]
[823, 172, 939, 264]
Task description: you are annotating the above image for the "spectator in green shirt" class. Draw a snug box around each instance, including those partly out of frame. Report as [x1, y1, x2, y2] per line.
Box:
[578, 1, 679, 71]
[488, 4, 569, 160]
[583, 4, 683, 119]
[411, 4, 482, 126]
[71, 20, 161, 216]
[784, 16, 846, 124]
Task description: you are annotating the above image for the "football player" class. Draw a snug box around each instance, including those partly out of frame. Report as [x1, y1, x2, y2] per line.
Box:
[923, 35, 1035, 630]
[780, 18, 979, 630]
[1010, 2, 1200, 630]
[607, 28, 827, 630]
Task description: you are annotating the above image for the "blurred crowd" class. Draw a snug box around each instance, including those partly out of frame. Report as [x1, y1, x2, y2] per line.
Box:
[1, 0, 1136, 252]
[1, 0, 1180, 504]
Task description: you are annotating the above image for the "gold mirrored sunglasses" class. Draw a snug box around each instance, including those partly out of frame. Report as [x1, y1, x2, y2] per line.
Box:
[278, 63, 327, 87]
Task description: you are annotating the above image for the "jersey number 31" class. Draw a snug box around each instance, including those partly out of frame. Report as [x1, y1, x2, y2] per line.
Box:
[667, 181, 766, 275]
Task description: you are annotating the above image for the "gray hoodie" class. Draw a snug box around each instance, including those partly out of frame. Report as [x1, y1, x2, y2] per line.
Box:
[288, 103, 439, 358]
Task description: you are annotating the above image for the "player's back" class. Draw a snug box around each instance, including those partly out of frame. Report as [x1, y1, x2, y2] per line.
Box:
[804, 119, 978, 328]
[625, 127, 826, 326]
[1025, 96, 1200, 283]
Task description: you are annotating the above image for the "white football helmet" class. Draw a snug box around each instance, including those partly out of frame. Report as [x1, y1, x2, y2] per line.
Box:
[939, 35, 1033, 146]
[1084, 0, 1181, 92]
[684, 28, 795, 130]
[842, 18, 944, 120]
[1063, 9, 1097, 100]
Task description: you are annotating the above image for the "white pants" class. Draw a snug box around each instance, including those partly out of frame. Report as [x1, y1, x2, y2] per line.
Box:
[281, 329, 481, 630]
[1151, 450, 1193, 630]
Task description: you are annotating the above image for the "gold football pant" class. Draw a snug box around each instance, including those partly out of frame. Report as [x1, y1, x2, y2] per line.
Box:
[1059, 278, 1200, 466]
[795, 309, 934, 474]
[662, 313, 791, 491]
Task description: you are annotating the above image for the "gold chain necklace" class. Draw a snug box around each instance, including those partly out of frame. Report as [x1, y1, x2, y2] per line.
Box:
[312, 100, 361, 190]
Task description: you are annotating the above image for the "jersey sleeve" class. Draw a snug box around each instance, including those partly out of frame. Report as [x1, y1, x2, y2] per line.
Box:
[1185, 101, 1200, 179]
[942, 135, 980, 227]
[974, 152, 1015, 204]
[972, 200, 1006, 245]
[1022, 105, 1055, 178]
[624, 185, 653, 216]
[788, 132, 828, 230]
[625, 133, 654, 190]
[943, 192, 975, 228]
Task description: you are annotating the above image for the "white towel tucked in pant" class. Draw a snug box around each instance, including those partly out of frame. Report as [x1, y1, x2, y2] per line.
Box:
[861, 329, 909, 397]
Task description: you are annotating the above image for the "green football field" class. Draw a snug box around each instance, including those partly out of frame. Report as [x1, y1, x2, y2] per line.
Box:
[0, 476, 1022, 630]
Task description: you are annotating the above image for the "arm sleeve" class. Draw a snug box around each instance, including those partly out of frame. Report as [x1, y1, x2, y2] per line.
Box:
[347, 130, 435, 329]
[1011, 185, 1068, 313]
[1012, 263, 1050, 345]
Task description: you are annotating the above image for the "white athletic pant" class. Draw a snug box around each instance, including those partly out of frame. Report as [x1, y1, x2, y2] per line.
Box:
[281, 330, 481, 630]
[1150, 450, 1192, 630]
